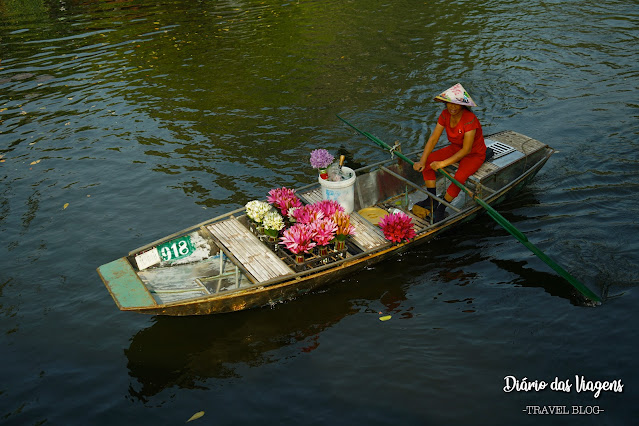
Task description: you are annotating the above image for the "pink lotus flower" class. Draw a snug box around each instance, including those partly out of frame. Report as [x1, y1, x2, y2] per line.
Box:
[378, 212, 416, 243]
[291, 204, 325, 224]
[314, 199, 344, 218]
[267, 187, 302, 217]
[280, 223, 317, 254]
[310, 218, 337, 246]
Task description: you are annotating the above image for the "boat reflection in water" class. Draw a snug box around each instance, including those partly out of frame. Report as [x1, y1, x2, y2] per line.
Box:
[125, 288, 360, 400]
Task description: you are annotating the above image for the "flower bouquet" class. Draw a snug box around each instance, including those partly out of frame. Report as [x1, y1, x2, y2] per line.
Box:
[332, 210, 355, 251]
[310, 149, 335, 180]
[262, 211, 285, 244]
[245, 200, 272, 233]
[267, 187, 302, 217]
[314, 199, 344, 218]
[290, 203, 324, 225]
[280, 223, 317, 264]
[310, 218, 337, 256]
[378, 212, 416, 243]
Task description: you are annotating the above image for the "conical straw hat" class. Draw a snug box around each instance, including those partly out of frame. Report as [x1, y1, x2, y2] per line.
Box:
[434, 83, 478, 107]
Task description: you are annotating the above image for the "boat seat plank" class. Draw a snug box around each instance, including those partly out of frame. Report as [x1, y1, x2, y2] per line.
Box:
[214, 220, 290, 280]
[444, 160, 499, 184]
[468, 162, 500, 181]
[349, 212, 388, 251]
[207, 217, 294, 283]
[210, 219, 292, 281]
[491, 130, 546, 154]
[298, 187, 323, 204]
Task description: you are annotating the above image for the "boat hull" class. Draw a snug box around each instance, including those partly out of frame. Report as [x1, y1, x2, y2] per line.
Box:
[97, 130, 554, 315]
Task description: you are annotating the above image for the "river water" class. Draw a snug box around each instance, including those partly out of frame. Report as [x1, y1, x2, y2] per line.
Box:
[1, 0, 638, 424]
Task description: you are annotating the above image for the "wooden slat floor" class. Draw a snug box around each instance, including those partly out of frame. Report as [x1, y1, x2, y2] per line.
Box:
[207, 217, 293, 283]
[349, 212, 388, 251]
[298, 187, 323, 205]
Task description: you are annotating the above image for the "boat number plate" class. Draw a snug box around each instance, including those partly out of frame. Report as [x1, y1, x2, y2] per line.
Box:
[157, 235, 196, 262]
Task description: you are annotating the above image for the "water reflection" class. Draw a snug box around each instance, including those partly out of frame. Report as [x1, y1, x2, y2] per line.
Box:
[125, 293, 360, 401]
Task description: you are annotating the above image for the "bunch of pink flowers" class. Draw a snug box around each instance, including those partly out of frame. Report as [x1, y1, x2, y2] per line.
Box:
[378, 212, 416, 243]
[309, 218, 338, 246]
[280, 201, 354, 253]
[291, 204, 325, 225]
[267, 187, 302, 217]
[314, 199, 344, 218]
[280, 223, 317, 254]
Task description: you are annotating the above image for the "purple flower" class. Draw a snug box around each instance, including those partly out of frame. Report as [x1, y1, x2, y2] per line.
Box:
[310, 149, 335, 169]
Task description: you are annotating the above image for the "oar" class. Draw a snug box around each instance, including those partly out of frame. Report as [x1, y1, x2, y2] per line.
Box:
[336, 114, 601, 303]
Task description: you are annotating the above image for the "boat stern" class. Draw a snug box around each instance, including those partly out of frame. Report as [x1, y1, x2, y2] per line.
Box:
[97, 258, 157, 311]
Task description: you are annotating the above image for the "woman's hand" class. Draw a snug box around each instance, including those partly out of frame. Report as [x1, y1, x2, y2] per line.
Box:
[413, 160, 425, 172]
[429, 161, 444, 171]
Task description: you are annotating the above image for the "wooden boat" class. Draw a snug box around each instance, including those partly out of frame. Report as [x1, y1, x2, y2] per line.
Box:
[97, 130, 554, 315]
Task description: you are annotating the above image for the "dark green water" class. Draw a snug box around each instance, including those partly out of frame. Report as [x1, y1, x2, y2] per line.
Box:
[1, 0, 638, 424]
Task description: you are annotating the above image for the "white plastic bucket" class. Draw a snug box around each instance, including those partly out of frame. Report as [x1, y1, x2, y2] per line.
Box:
[318, 166, 357, 213]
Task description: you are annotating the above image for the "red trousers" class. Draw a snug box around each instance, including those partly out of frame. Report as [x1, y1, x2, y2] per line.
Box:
[422, 145, 485, 198]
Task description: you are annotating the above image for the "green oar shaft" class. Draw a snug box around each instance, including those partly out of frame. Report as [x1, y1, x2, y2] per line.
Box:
[337, 115, 601, 303]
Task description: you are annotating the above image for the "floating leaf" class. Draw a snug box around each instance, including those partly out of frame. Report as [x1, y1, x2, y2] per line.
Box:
[379, 315, 392, 322]
[187, 411, 205, 422]
[30, 159, 41, 165]
[63, 203, 69, 210]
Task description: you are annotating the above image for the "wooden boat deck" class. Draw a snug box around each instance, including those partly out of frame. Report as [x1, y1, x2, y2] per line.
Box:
[466, 161, 499, 181]
[492, 130, 547, 154]
[207, 217, 294, 283]
[349, 212, 388, 250]
[299, 187, 323, 204]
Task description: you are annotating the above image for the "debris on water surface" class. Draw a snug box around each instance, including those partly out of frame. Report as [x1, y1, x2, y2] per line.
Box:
[379, 315, 392, 322]
[186, 411, 205, 422]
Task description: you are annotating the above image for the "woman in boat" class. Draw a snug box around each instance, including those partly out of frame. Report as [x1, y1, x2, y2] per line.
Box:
[412, 83, 486, 222]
